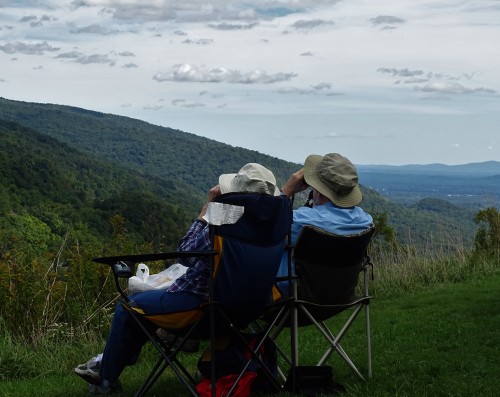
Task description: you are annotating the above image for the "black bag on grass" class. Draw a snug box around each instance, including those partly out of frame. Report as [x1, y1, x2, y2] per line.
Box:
[284, 365, 345, 396]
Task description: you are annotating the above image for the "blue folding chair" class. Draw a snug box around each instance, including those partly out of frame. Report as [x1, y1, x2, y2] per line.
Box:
[94, 192, 293, 396]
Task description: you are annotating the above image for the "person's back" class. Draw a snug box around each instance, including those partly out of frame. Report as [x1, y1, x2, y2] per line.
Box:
[277, 153, 373, 291]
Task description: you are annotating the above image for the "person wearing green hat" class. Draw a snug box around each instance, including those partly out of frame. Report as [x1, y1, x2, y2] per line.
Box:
[277, 153, 374, 293]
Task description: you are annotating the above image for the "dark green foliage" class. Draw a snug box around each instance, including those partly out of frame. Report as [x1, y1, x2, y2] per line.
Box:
[0, 97, 298, 194]
[361, 187, 478, 251]
[473, 207, 500, 259]
[96, 191, 188, 250]
[370, 212, 398, 250]
[0, 118, 194, 247]
[0, 118, 197, 341]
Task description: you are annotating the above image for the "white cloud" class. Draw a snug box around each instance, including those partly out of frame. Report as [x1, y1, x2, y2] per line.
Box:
[208, 22, 259, 30]
[378, 68, 424, 78]
[277, 82, 342, 96]
[153, 64, 297, 84]
[290, 19, 335, 30]
[68, 0, 341, 22]
[181, 38, 214, 45]
[417, 81, 496, 95]
[0, 41, 60, 55]
[70, 24, 110, 35]
[369, 15, 406, 26]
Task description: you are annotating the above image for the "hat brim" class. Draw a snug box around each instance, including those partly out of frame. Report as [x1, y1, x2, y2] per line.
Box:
[303, 154, 362, 207]
[218, 173, 281, 196]
[219, 173, 237, 194]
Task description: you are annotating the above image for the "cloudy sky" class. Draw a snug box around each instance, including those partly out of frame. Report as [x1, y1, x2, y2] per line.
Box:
[1, 0, 499, 165]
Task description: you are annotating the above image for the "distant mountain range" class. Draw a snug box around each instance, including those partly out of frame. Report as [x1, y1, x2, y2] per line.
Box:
[358, 162, 500, 176]
[357, 162, 500, 210]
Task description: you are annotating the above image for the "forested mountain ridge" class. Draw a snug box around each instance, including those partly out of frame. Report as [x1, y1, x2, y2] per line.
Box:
[0, 97, 298, 195]
[0, 97, 481, 250]
[0, 119, 196, 250]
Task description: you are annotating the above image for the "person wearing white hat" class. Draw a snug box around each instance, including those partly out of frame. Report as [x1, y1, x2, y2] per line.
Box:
[277, 153, 374, 293]
[75, 162, 282, 394]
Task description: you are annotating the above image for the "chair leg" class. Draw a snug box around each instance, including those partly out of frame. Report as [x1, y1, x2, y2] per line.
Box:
[127, 311, 199, 397]
[289, 301, 299, 392]
[316, 322, 366, 381]
[300, 304, 366, 381]
[275, 301, 299, 393]
[134, 357, 167, 397]
[267, 307, 294, 383]
[217, 307, 283, 394]
[365, 302, 372, 379]
[363, 266, 373, 379]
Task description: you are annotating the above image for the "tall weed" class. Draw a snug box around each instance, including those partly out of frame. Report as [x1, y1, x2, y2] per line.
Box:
[1, 223, 498, 346]
[370, 227, 498, 297]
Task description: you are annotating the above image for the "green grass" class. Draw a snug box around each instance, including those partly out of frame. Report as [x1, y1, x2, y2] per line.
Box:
[1, 272, 499, 397]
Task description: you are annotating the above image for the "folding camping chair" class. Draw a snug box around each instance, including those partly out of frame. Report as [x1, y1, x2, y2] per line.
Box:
[273, 224, 375, 389]
[93, 192, 292, 397]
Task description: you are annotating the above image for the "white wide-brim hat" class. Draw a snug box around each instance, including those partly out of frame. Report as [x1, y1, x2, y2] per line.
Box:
[219, 163, 281, 196]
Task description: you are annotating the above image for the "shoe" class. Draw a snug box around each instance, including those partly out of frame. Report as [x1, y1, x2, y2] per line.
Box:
[156, 329, 175, 344]
[88, 379, 122, 395]
[156, 329, 200, 353]
[74, 354, 102, 385]
[181, 338, 200, 353]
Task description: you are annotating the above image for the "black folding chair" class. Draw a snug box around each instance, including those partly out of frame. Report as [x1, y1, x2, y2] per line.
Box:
[93, 192, 292, 396]
[272, 225, 375, 391]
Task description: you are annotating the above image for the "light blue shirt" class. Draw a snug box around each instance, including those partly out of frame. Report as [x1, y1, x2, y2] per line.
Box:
[277, 202, 373, 281]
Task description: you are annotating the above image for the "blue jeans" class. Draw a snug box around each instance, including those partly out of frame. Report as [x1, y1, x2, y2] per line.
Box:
[100, 289, 204, 382]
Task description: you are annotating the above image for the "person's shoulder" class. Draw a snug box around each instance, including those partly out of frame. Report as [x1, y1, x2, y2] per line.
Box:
[293, 205, 316, 218]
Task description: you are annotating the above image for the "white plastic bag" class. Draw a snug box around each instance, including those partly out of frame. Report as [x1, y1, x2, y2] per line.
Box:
[128, 263, 188, 294]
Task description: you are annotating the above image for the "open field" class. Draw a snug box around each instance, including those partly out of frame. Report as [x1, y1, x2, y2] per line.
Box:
[1, 272, 498, 397]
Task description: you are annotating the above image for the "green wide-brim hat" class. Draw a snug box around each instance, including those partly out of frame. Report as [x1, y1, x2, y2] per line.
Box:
[303, 153, 362, 208]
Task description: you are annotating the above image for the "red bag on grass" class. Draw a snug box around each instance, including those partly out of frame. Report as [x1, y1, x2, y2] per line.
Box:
[196, 372, 258, 397]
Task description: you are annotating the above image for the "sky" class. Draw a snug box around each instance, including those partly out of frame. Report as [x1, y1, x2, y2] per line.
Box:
[1, 0, 499, 166]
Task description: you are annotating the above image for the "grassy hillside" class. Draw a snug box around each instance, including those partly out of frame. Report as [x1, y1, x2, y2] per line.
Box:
[1, 272, 498, 396]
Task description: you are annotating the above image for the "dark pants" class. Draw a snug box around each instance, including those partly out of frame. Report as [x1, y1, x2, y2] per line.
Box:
[100, 289, 204, 382]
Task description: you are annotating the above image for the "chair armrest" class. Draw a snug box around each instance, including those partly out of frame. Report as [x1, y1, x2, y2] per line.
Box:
[92, 250, 218, 265]
[92, 250, 219, 302]
[276, 275, 298, 282]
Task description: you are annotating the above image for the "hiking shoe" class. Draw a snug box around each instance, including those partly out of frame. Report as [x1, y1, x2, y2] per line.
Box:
[74, 354, 102, 385]
[181, 338, 200, 353]
[88, 379, 122, 395]
[156, 329, 200, 353]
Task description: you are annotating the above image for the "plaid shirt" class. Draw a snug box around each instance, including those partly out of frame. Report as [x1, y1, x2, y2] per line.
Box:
[168, 220, 211, 299]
